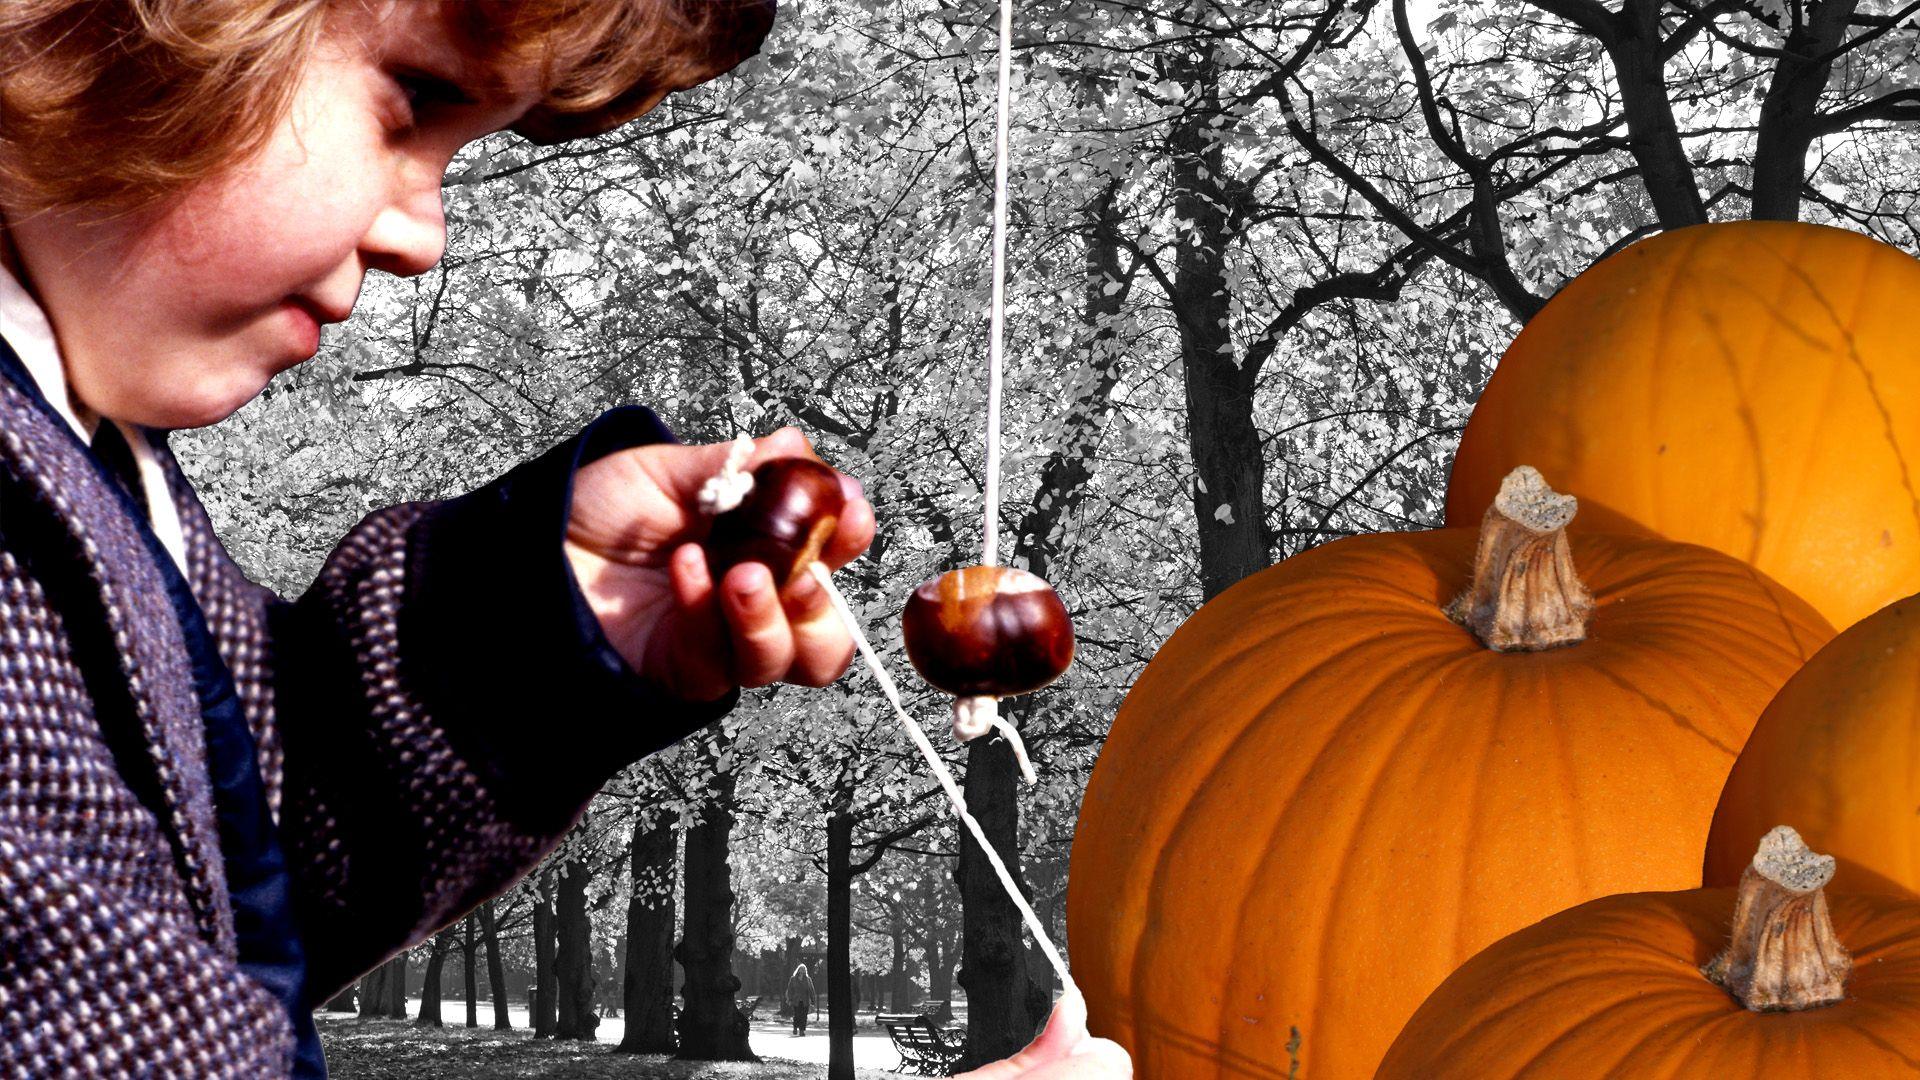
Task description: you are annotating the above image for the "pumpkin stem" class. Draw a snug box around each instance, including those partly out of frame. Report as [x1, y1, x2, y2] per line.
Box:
[1702, 825, 1852, 1012]
[1445, 466, 1595, 651]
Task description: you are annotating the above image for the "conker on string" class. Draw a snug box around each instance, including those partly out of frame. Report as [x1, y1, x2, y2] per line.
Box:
[705, 457, 847, 592]
[901, 565, 1075, 701]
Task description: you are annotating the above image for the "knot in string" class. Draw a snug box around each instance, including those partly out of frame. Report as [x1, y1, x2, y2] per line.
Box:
[697, 435, 756, 516]
[952, 697, 1037, 784]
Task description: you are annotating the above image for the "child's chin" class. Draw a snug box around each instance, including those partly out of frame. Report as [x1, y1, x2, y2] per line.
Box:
[151, 380, 265, 430]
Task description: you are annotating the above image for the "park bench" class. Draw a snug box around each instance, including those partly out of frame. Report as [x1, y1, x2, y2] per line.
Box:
[879, 1011, 964, 1076]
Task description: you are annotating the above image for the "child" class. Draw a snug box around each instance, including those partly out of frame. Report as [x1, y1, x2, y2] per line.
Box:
[0, 1, 1128, 1077]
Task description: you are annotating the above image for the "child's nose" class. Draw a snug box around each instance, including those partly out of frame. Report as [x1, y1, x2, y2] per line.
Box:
[360, 185, 447, 279]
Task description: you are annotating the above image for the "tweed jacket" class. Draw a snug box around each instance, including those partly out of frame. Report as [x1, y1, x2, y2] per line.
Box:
[0, 351, 736, 1077]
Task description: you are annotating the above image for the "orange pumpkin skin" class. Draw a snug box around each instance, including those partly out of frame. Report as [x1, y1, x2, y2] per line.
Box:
[1445, 221, 1920, 631]
[1706, 594, 1920, 896]
[1377, 888, 1920, 1078]
[1067, 530, 1830, 1080]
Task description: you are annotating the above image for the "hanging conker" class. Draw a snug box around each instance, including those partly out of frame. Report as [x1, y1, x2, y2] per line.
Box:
[706, 457, 848, 592]
[901, 565, 1075, 702]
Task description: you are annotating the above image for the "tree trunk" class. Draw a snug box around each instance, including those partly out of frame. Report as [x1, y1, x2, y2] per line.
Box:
[479, 898, 512, 1031]
[827, 808, 856, 1080]
[620, 812, 680, 1053]
[356, 965, 387, 1020]
[556, 852, 601, 1040]
[369, 956, 398, 1018]
[1749, 0, 1860, 220]
[1010, 174, 1129, 585]
[955, 731, 1046, 1070]
[416, 930, 453, 1027]
[674, 741, 755, 1060]
[386, 952, 409, 1017]
[920, 926, 939, 1003]
[1606, 1, 1708, 227]
[533, 870, 559, 1038]
[1167, 53, 1271, 598]
[888, 918, 910, 1011]
[927, 925, 957, 1003]
[323, 986, 356, 1013]
[462, 913, 480, 1028]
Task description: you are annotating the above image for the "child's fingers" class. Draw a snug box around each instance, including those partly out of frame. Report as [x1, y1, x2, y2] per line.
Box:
[719, 561, 796, 688]
[670, 541, 714, 607]
[663, 543, 734, 702]
[744, 425, 819, 468]
[819, 496, 876, 572]
[780, 571, 856, 687]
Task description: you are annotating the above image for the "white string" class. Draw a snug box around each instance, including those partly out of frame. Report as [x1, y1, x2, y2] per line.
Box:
[956, 698, 1037, 783]
[701, 0, 1080, 1014]
[981, 0, 1013, 569]
[962, 0, 1074, 993]
[697, 435, 757, 515]
[956, 0, 1039, 787]
[808, 561, 1075, 994]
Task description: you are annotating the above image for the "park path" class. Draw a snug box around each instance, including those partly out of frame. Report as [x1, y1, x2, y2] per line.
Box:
[395, 997, 904, 1071]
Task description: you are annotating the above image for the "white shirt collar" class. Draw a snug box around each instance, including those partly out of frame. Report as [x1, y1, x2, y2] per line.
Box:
[0, 259, 190, 577]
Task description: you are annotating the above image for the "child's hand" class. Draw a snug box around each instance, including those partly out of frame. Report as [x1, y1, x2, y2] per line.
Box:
[565, 427, 875, 702]
[955, 990, 1133, 1079]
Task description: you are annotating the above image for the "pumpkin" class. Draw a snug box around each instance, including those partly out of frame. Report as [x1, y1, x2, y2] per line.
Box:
[1445, 221, 1920, 631]
[1067, 468, 1832, 1080]
[1706, 593, 1920, 896]
[1378, 827, 1920, 1078]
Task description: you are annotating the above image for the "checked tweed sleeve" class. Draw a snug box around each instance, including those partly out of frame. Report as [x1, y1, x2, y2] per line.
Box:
[183, 406, 737, 1005]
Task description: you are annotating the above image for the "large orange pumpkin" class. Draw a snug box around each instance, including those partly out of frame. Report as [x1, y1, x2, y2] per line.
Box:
[1378, 828, 1920, 1078]
[1068, 469, 1831, 1079]
[1706, 593, 1920, 896]
[1446, 221, 1920, 631]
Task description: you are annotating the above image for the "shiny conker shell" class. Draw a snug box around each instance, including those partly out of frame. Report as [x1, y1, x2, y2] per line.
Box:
[706, 457, 847, 591]
[901, 565, 1074, 699]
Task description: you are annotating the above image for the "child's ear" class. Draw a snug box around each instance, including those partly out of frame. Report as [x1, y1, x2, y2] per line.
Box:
[512, 0, 777, 146]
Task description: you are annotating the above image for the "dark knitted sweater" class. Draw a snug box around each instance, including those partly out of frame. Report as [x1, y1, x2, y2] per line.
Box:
[0, 334, 735, 1077]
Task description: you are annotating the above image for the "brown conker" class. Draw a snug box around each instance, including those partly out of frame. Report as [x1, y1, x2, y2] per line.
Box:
[901, 565, 1074, 700]
[706, 457, 847, 591]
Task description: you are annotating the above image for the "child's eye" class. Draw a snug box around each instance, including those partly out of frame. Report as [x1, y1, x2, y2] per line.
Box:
[390, 69, 475, 122]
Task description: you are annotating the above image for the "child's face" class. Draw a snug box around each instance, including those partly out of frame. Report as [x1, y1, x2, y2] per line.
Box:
[3, 1, 542, 429]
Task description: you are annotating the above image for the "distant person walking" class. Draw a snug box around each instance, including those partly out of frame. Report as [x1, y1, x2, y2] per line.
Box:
[786, 963, 816, 1036]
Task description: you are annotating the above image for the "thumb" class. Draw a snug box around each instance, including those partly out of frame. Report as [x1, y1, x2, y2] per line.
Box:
[1023, 987, 1092, 1061]
[950, 989, 1090, 1080]
[661, 427, 819, 503]
[741, 425, 821, 471]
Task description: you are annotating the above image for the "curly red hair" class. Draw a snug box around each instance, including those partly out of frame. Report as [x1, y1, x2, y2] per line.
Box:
[0, 0, 774, 218]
